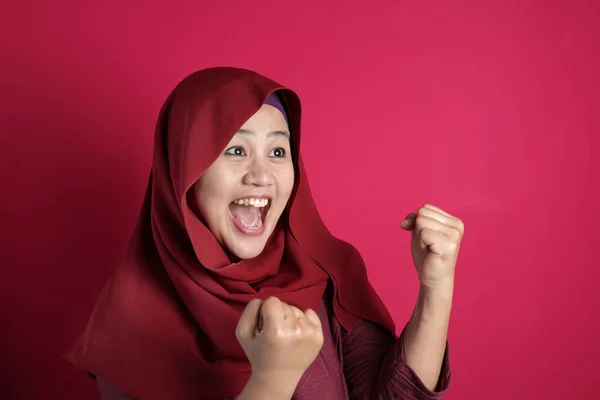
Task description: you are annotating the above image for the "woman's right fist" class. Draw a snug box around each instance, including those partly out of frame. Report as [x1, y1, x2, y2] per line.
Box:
[236, 297, 324, 384]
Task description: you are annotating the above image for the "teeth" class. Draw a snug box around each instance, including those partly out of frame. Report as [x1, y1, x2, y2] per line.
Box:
[234, 198, 269, 208]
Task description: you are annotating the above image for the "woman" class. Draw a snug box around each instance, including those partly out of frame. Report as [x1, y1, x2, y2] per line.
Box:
[65, 67, 463, 399]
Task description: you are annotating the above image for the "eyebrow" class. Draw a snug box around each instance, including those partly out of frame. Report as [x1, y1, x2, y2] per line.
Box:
[237, 128, 290, 139]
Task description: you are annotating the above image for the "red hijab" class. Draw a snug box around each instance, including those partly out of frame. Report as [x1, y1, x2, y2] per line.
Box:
[65, 67, 395, 399]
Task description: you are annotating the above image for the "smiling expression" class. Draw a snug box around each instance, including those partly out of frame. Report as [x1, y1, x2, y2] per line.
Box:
[190, 104, 294, 260]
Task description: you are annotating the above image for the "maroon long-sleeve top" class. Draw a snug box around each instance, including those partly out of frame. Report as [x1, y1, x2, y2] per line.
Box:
[97, 294, 451, 400]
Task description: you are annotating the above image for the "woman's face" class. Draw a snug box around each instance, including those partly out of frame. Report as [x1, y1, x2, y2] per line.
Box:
[191, 104, 294, 260]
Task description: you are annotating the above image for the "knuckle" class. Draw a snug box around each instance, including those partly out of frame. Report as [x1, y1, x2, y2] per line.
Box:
[305, 309, 320, 324]
[313, 331, 324, 347]
[449, 228, 461, 240]
[246, 298, 261, 309]
[296, 317, 307, 329]
[235, 326, 244, 341]
[262, 297, 280, 312]
[315, 324, 324, 337]
[447, 241, 458, 253]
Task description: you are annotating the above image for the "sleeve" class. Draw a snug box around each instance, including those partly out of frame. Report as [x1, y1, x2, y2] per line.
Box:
[341, 321, 451, 400]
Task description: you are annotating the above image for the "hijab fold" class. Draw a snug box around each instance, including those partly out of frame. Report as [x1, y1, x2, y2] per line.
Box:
[65, 67, 395, 399]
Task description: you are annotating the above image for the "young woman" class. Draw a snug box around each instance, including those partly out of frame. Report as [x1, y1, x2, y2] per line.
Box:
[65, 67, 463, 399]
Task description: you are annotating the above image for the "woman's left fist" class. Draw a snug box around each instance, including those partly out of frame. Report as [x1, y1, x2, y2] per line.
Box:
[400, 204, 464, 290]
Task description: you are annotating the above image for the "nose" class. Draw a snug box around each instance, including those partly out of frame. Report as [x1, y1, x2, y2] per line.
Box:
[242, 157, 274, 187]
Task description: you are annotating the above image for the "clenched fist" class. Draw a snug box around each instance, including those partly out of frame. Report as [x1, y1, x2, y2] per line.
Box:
[236, 297, 324, 394]
[401, 204, 464, 290]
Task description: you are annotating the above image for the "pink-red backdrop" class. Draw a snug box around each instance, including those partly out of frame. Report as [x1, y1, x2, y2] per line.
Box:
[1, 1, 598, 399]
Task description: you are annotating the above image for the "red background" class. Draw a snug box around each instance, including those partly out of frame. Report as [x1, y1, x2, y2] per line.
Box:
[1, 1, 599, 399]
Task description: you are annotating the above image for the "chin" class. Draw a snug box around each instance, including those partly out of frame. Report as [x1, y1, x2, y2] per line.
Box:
[226, 241, 267, 260]
[222, 229, 271, 260]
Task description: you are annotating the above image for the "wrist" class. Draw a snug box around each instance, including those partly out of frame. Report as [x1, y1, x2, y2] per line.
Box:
[419, 279, 454, 298]
[412, 282, 454, 325]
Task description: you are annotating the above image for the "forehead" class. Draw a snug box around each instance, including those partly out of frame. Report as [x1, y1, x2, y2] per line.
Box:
[237, 104, 290, 138]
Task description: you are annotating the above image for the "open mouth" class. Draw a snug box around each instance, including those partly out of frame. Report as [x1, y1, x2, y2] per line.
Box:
[228, 197, 272, 236]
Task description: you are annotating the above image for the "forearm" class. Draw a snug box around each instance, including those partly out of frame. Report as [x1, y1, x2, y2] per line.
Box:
[403, 282, 453, 391]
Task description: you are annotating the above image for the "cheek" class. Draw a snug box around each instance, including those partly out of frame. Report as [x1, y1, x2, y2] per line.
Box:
[278, 163, 295, 200]
[194, 170, 230, 216]
[190, 181, 212, 222]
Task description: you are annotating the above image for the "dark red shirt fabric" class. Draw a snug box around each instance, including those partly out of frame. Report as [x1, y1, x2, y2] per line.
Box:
[97, 294, 451, 400]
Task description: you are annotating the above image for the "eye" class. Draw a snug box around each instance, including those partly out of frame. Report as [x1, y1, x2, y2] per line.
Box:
[268, 147, 286, 158]
[225, 146, 246, 156]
